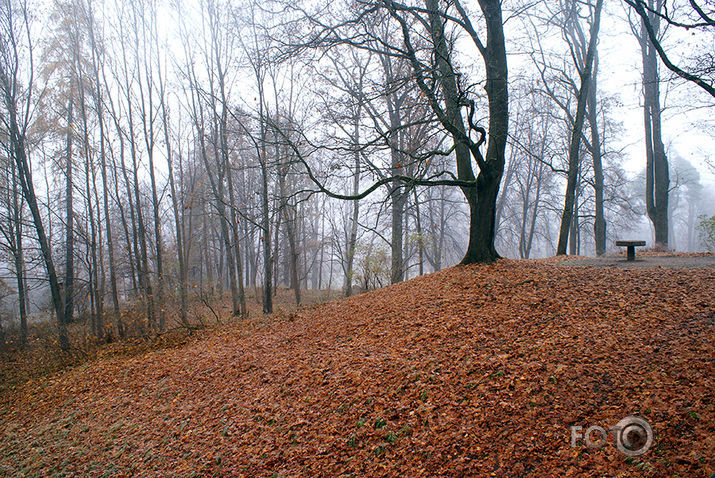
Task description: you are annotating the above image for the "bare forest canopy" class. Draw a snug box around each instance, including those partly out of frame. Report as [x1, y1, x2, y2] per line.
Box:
[0, 0, 713, 350]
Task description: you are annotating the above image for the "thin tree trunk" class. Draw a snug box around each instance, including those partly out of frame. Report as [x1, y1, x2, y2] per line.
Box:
[63, 78, 75, 325]
[345, 113, 361, 297]
[4, 98, 69, 350]
[86, 4, 121, 321]
[159, 68, 190, 328]
[413, 188, 424, 276]
[556, 0, 603, 255]
[9, 162, 28, 346]
[225, 164, 247, 315]
[120, 29, 154, 328]
[588, 56, 606, 256]
[277, 141, 301, 305]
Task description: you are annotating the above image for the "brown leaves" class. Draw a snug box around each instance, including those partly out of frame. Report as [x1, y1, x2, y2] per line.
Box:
[0, 259, 713, 477]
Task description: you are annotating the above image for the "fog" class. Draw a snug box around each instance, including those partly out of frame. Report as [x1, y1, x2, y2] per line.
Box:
[0, 0, 712, 335]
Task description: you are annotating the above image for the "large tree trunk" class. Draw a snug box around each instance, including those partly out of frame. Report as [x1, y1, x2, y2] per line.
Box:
[639, 0, 669, 247]
[463, 170, 502, 263]
[423, 0, 508, 265]
[463, 0, 509, 264]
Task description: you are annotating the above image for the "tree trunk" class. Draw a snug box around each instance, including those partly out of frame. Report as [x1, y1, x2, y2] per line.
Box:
[215, 36, 246, 316]
[556, 0, 603, 255]
[588, 57, 606, 256]
[424, 0, 508, 264]
[159, 64, 190, 328]
[10, 162, 28, 346]
[2, 87, 69, 350]
[63, 79, 75, 325]
[413, 187, 424, 276]
[120, 35, 155, 328]
[464, 0, 509, 263]
[345, 112, 361, 296]
[85, 2, 120, 330]
[390, 178, 405, 283]
[639, 0, 669, 247]
[225, 163, 247, 315]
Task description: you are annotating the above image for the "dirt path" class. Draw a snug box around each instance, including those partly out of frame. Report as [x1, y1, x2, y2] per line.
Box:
[558, 253, 715, 269]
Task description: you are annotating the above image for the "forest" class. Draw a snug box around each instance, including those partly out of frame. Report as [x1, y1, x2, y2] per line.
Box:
[0, 0, 713, 476]
[0, 0, 713, 351]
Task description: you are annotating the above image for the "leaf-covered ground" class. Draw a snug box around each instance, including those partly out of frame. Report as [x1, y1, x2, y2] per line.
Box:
[0, 259, 713, 477]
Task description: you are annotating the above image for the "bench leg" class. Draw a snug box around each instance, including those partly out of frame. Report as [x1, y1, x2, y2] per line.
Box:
[626, 246, 635, 261]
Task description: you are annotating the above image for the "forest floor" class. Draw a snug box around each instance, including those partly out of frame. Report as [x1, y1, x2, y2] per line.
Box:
[0, 288, 337, 393]
[0, 256, 713, 477]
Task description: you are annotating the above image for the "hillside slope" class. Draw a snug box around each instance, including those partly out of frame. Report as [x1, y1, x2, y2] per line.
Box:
[1, 260, 713, 477]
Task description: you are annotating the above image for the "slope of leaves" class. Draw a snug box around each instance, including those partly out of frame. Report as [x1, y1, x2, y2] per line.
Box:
[0, 259, 712, 477]
[0, 288, 333, 394]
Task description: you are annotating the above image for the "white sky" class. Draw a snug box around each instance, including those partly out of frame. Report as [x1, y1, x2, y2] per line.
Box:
[594, 2, 715, 190]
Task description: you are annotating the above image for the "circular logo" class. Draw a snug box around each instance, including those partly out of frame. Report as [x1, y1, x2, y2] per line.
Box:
[614, 416, 653, 457]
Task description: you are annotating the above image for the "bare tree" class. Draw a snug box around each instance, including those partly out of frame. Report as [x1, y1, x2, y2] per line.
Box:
[553, 0, 604, 255]
[631, 0, 670, 247]
[0, 0, 69, 350]
[624, 0, 714, 98]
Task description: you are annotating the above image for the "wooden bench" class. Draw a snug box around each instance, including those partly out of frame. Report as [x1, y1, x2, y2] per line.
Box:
[615, 240, 646, 261]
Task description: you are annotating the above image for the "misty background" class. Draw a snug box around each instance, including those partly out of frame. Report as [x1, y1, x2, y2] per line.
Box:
[0, 0, 713, 341]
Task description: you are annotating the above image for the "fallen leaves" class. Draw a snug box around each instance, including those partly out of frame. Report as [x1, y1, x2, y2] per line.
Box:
[0, 259, 713, 477]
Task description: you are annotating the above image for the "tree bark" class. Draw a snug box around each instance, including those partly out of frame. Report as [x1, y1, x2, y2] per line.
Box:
[1, 78, 69, 350]
[9, 161, 28, 346]
[639, 0, 669, 247]
[63, 76, 75, 325]
[556, 0, 603, 255]
[345, 110, 361, 296]
[86, 2, 121, 323]
[588, 56, 606, 256]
